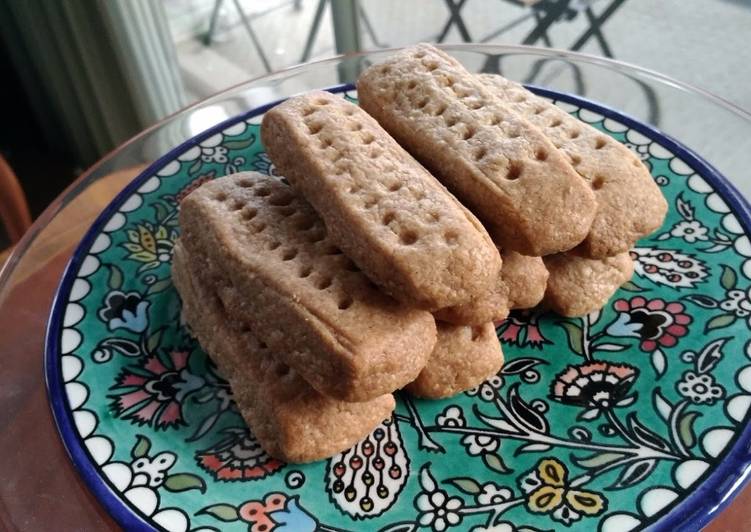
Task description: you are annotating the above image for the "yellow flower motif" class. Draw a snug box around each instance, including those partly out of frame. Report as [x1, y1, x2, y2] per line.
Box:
[521, 458, 606, 525]
[122, 223, 177, 272]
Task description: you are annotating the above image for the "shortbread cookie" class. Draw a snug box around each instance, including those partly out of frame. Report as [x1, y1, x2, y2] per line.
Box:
[406, 321, 503, 398]
[433, 248, 547, 323]
[261, 90, 501, 309]
[356, 43, 596, 256]
[433, 275, 509, 325]
[172, 243, 395, 463]
[543, 251, 634, 317]
[179, 172, 437, 402]
[479, 73, 668, 258]
[502, 250, 548, 310]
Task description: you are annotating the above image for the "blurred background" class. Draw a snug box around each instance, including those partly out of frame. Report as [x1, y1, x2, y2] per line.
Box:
[1, 0, 749, 255]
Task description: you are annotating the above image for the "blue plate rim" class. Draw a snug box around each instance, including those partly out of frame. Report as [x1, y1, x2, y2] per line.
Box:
[44, 83, 751, 532]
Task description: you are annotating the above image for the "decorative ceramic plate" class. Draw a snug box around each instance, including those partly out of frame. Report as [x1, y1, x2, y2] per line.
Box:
[46, 84, 751, 532]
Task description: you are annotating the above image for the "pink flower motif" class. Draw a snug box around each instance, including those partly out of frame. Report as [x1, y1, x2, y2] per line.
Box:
[197, 427, 283, 481]
[496, 311, 551, 349]
[607, 297, 691, 351]
[110, 350, 204, 429]
[550, 362, 639, 409]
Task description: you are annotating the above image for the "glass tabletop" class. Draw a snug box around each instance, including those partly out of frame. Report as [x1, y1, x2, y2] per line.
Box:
[2, 44, 751, 531]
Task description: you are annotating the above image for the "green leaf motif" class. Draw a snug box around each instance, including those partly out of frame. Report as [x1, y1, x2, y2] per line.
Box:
[147, 328, 163, 353]
[652, 388, 673, 421]
[483, 453, 510, 473]
[107, 264, 123, 290]
[147, 278, 173, 296]
[678, 411, 702, 448]
[558, 321, 584, 356]
[620, 280, 644, 293]
[163, 473, 206, 493]
[720, 265, 737, 290]
[705, 313, 737, 333]
[131, 435, 151, 459]
[572, 452, 626, 469]
[188, 159, 202, 175]
[223, 137, 254, 150]
[197, 504, 239, 522]
[444, 477, 481, 494]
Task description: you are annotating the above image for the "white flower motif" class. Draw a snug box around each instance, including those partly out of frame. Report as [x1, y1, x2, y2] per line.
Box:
[416, 489, 463, 531]
[466, 375, 504, 402]
[131, 452, 176, 488]
[436, 406, 466, 428]
[461, 434, 499, 456]
[677, 371, 724, 404]
[476, 482, 513, 505]
[719, 288, 751, 322]
[200, 146, 228, 164]
[625, 142, 650, 161]
[670, 220, 709, 243]
[552, 503, 581, 525]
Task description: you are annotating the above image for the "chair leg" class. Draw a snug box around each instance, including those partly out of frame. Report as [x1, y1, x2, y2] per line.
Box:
[204, 0, 226, 46]
[301, 0, 328, 62]
[232, 0, 273, 72]
[357, 1, 387, 48]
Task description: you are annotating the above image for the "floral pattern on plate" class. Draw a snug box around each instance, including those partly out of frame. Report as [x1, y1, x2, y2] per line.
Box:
[47, 87, 751, 531]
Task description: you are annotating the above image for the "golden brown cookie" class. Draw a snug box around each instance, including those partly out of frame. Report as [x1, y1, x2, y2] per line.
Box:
[356, 43, 596, 256]
[261, 90, 501, 310]
[172, 243, 395, 463]
[501, 250, 548, 310]
[543, 251, 634, 317]
[479, 73, 668, 258]
[433, 274, 509, 325]
[406, 321, 503, 399]
[178, 172, 437, 402]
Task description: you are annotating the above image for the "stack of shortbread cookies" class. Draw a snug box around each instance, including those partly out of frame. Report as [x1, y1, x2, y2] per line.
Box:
[172, 44, 666, 463]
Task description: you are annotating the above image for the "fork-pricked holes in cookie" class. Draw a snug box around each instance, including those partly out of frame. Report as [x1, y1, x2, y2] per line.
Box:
[534, 148, 549, 162]
[282, 248, 298, 261]
[267, 240, 281, 251]
[489, 114, 503, 126]
[444, 230, 459, 245]
[506, 161, 523, 180]
[315, 276, 333, 290]
[307, 122, 324, 135]
[549, 117, 563, 128]
[473, 147, 488, 161]
[568, 129, 581, 140]
[236, 178, 254, 188]
[460, 125, 477, 141]
[214, 192, 228, 202]
[400, 230, 419, 245]
[382, 212, 396, 226]
[254, 187, 271, 197]
[241, 207, 258, 221]
[592, 175, 606, 190]
[298, 265, 313, 278]
[361, 132, 376, 145]
[471, 326, 484, 341]
[594, 136, 608, 150]
[249, 221, 267, 234]
[337, 295, 354, 310]
[570, 154, 582, 166]
[432, 103, 448, 117]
